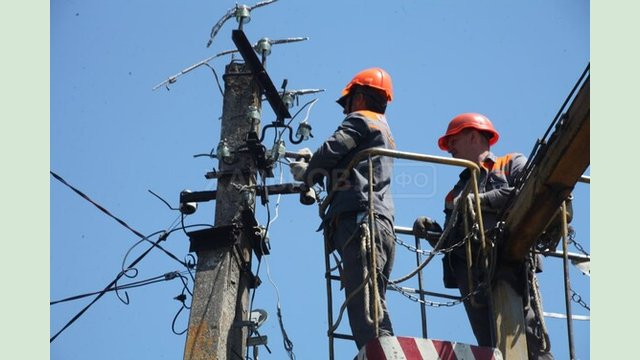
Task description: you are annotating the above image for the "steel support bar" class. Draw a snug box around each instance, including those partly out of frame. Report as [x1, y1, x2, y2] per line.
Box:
[181, 183, 306, 203]
[320, 148, 480, 217]
[414, 235, 428, 338]
[232, 29, 291, 121]
[561, 202, 576, 359]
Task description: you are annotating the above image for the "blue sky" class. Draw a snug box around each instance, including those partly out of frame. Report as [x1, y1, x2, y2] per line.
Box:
[50, 1, 590, 359]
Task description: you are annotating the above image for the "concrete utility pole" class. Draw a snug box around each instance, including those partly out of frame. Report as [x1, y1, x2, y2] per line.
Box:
[183, 61, 260, 360]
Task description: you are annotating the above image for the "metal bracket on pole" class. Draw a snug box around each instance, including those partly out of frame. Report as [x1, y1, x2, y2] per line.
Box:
[240, 209, 271, 260]
[232, 29, 291, 122]
[187, 223, 242, 253]
[180, 183, 308, 204]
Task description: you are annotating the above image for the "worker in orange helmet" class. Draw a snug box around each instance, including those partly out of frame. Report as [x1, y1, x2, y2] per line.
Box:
[289, 67, 397, 350]
[413, 113, 554, 359]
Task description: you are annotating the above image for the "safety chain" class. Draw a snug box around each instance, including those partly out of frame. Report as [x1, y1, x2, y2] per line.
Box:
[528, 253, 550, 351]
[393, 236, 431, 255]
[386, 276, 484, 308]
[394, 232, 471, 256]
[568, 228, 590, 256]
[570, 288, 590, 311]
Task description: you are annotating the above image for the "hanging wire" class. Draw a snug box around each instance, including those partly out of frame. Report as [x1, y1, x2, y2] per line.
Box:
[202, 63, 224, 96]
[50, 270, 189, 305]
[277, 98, 319, 141]
[51, 171, 146, 240]
[148, 190, 179, 211]
[185, 254, 197, 283]
[171, 303, 188, 335]
[50, 222, 210, 342]
[50, 171, 189, 268]
[263, 254, 295, 360]
[51, 231, 169, 343]
[268, 162, 285, 227]
[251, 164, 296, 359]
[171, 272, 194, 335]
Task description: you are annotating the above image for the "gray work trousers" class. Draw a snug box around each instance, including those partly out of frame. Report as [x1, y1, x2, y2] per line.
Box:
[449, 254, 554, 360]
[328, 212, 396, 350]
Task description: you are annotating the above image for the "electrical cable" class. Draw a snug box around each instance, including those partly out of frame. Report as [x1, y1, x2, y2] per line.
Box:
[50, 222, 210, 342]
[50, 270, 189, 305]
[50, 171, 189, 268]
[50, 231, 169, 343]
[171, 305, 188, 335]
[203, 62, 224, 97]
[263, 254, 295, 360]
[268, 162, 285, 228]
[51, 171, 146, 240]
[251, 165, 296, 359]
[171, 272, 194, 335]
[277, 98, 318, 142]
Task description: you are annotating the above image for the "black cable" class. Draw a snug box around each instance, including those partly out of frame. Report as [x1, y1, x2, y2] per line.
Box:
[114, 268, 137, 304]
[50, 232, 169, 342]
[51, 225, 206, 308]
[51, 171, 147, 239]
[50, 171, 189, 268]
[51, 173, 216, 340]
[50, 271, 187, 305]
[185, 254, 197, 283]
[277, 98, 318, 141]
[171, 274, 194, 335]
[177, 273, 193, 298]
[171, 305, 188, 335]
[148, 189, 179, 211]
[203, 62, 224, 97]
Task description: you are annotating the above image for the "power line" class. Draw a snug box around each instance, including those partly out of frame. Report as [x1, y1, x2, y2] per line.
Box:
[50, 231, 169, 342]
[50, 170, 188, 268]
[50, 270, 189, 305]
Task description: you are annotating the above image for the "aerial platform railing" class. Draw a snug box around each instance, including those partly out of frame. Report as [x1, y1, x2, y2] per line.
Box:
[320, 148, 490, 360]
[319, 148, 590, 360]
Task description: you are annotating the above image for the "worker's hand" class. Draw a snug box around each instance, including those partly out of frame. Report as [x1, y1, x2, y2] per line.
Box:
[289, 161, 309, 182]
[412, 216, 442, 239]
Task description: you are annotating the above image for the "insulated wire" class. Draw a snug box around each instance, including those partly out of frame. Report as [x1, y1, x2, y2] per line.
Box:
[50, 171, 188, 268]
[255, 163, 296, 359]
[50, 270, 190, 305]
[263, 254, 296, 359]
[50, 224, 209, 342]
[268, 162, 285, 228]
[277, 98, 319, 142]
[50, 231, 169, 342]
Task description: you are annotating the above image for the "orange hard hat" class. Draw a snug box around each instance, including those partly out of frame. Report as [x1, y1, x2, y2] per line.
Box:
[438, 113, 500, 151]
[336, 67, 393, 106]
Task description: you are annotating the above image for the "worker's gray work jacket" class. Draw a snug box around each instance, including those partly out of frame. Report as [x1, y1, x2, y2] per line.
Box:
[441, 151, 527, 287]
[304, 110, 396, 224]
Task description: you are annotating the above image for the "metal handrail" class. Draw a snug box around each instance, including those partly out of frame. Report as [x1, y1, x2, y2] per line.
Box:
[318, 148, 481, 217]
[319, 148, 490, 352]
[320, 149, 590, 356]
[318, 148, 488, 283]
